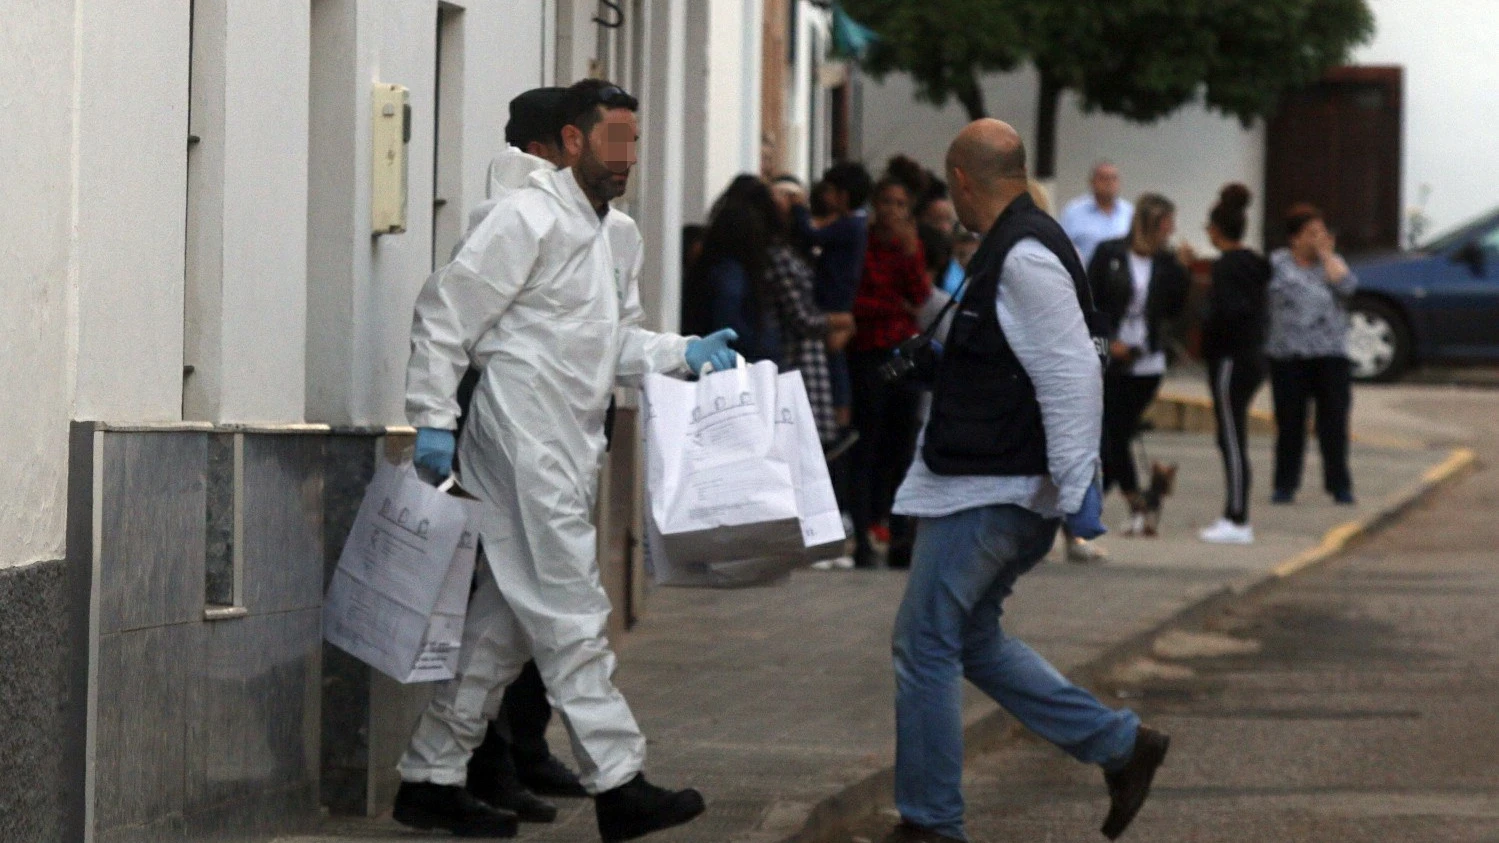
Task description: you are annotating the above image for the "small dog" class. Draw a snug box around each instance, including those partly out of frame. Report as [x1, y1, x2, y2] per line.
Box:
[1125, 462, 1178, 537]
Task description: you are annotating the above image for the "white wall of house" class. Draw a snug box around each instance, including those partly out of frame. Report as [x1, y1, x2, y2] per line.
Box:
[184, 0, 311, 424]
[0, 0, 76, 570]
[305, 0, 554, 427]
[1, 0, 761, 572]
[73, 0, 191, 420]
[699, 0, 765, 212]
[785, 1, 833, 186]
[858, 66, 1265, 255]
[637, 0, 690, 333]
[856, 0, 1498, 252]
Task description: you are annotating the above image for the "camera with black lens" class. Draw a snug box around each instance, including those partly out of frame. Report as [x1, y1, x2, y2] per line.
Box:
[877, 334, 942, 385]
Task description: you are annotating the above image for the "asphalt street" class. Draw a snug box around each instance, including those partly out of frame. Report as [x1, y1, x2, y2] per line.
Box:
[844, 383, 1499, 843]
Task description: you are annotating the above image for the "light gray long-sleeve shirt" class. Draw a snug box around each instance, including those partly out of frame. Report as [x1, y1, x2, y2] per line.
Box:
[893, 238, 1103, 521]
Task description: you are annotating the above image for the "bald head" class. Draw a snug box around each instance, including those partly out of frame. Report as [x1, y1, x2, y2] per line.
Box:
[948, 119, 1027, 188]
[945, 119, 1028, 232]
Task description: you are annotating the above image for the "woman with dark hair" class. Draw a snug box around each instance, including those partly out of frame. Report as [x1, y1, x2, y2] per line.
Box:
[1087, 193, 1191, 538]
[692, 175, 853, 443]
[1198, 184, 1272, 545]
[694, 175, 784, 362]
[1266, 203, 1359, 504]
[848, 174, 931, 568]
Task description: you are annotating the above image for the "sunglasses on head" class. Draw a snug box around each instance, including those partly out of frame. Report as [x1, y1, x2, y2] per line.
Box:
[592, 85, 635, 108]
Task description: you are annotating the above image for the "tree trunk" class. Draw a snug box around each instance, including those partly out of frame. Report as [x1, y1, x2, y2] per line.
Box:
[1034, 71, 1063, 180]
[956, 76, 987, 121]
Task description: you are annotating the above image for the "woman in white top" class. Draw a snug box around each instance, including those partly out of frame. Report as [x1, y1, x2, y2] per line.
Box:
[1086, 194, 1192, 534]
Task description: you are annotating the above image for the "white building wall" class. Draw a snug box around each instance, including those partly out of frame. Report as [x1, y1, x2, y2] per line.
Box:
[73, 0, 190, 421]
[858, 67, 1263, 254]
[184, 0, 311, 424]
[305, 0, 552, 428]
[359, 1, 439, 426]
[856, 0, 1497, 251]
[700, 0, 764, 210]
[637, 0, 690, 333]
[0, 0, 76, 570]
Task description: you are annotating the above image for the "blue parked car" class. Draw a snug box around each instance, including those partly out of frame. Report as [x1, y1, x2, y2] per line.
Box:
[1348, 206, 1499, 381]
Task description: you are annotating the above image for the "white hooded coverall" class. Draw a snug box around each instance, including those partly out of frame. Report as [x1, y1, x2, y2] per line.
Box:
[398, 152, 690, 794]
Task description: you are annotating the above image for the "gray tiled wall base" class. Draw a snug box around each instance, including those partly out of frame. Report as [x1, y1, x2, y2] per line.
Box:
[80, 425, 329, 841]
[320, 432, 437, 819]
[0, 556, 89, 843]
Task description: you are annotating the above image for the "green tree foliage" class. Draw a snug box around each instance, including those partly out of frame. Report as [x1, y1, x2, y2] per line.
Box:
[844, 0, 1029, 120]
[840, 0, 1375, 177]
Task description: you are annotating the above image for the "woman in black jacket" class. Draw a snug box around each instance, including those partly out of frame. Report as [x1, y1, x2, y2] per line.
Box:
[1087, 193, 1191, 534]
[1198, 184, 1271, 545]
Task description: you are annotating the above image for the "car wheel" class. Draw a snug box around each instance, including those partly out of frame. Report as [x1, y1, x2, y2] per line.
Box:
[1346, 297, 1411, 382]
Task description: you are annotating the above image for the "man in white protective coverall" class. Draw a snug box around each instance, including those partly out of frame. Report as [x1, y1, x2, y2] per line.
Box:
[453, 87, 589, 829]
[393, 79, 737, 841]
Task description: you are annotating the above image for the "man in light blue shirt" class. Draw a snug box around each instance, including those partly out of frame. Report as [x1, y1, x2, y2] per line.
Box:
[1059, 161, 1135, 265]
[884, 124, 1167, 843]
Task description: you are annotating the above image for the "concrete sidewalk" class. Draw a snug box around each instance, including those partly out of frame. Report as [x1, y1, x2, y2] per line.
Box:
[284, 421, 1465, 843]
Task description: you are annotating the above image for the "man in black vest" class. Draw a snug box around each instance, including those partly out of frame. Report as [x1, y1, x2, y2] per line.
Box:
[883, 120, 1168, 843]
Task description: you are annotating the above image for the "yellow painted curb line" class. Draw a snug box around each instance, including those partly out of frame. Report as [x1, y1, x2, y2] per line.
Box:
[1153, 390, 1429, 449]
[1154, 390, 1277, 426]
[1270, 446, 1478, 580]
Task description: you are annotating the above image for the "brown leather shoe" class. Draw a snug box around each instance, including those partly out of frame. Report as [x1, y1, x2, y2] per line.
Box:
[1100, 725, 1170, 839]
[881, 821, 965, 843]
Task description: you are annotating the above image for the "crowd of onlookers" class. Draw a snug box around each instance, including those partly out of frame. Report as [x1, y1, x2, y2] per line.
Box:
[681, 155, 1361, 567]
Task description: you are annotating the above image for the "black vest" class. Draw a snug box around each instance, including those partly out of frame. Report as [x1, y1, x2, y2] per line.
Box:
[923, 193, 1104, 476]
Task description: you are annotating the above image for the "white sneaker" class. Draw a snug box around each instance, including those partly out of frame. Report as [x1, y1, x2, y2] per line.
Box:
[1065, 537, 1108, 563]
[812, 555, 856, 571]
[1199, 518, 1254, 545]
[1121, 512, 1147, 536]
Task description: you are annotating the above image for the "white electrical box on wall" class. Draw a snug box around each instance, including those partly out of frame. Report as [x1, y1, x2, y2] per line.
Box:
[371, 82, 411, 235]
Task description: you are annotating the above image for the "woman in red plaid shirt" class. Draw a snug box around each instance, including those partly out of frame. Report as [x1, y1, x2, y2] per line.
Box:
[849, 175, 933, 568]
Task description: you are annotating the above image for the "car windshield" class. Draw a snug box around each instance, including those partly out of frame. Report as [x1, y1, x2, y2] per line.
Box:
[1422, 206, 1499, 253]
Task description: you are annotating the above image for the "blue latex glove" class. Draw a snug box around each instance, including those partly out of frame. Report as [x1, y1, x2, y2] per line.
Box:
[1064, 482, 1107, 540]
[685, 328, 739, 375]
[414, 427, 456, 480]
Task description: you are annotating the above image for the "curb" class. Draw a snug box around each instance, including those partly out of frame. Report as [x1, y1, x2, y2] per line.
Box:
[1146, 392, 1276, 436]
[1149, 391, 1430, 450]
[783, 445, 1478, 843]
[1267, 445, 1476, 580]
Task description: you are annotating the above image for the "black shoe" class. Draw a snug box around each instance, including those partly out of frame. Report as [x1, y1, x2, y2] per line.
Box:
[880, 821, 964, 842]
[1100, 726, 1170, 840]
[594, 773, 706, 842]
[466, 775, 558, 824]
[393, 781, 519, 838]
[516, 753, 588, 798]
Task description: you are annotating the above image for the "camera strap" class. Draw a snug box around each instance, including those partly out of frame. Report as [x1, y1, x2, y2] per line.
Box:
[915, 275, 970, 343]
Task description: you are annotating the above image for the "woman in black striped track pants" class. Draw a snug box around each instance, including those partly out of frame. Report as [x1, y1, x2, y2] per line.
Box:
[1198, 184, 1271, 545]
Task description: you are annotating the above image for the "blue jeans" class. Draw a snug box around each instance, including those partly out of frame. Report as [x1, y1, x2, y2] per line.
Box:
[893, 505, 1140, 840]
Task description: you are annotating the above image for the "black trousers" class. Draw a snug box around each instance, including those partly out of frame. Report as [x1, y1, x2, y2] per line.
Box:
[1102, 373, 1163, 496]
[848, 349, 920, 564]
[468, 661, 554, 782]
[1269, 356, 1353, 497]
[1208, 354, 1266, 523]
